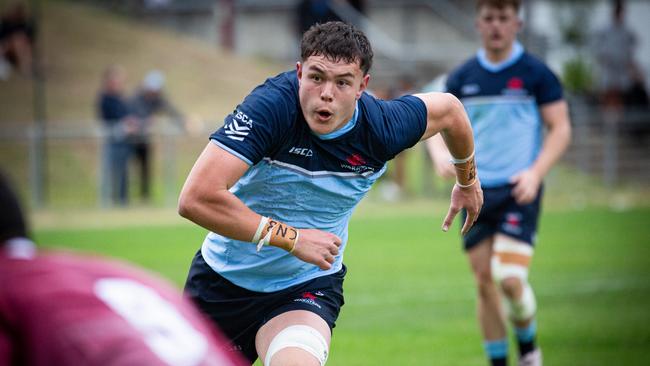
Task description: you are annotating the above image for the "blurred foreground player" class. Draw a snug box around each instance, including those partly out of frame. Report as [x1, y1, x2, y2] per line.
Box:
[0, 172, 246, 366]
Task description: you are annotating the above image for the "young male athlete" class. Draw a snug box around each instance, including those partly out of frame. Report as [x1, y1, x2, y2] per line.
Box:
[427, 1, 571, 365]
[179, 21, 483, 365]
[0, 172, 246, 366]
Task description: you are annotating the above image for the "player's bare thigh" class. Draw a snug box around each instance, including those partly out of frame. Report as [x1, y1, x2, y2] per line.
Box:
[256, 310, 331, 366]
[467, 236, 495, 283]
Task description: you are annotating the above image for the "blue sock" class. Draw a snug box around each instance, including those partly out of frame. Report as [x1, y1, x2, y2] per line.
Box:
[484, 338, 508, 366]
[515, 320, 537, 356]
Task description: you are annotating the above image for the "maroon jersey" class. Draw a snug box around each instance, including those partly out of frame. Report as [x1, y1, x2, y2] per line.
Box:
[0, 245, 246, 366]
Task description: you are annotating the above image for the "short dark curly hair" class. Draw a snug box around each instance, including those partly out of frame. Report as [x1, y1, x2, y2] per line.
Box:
[300, 21, 373, 75]
[476, 0, 521, 11]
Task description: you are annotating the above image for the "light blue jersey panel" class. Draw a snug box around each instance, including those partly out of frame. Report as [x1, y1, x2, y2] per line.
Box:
[463, 96, 543, 187]
[202, 158, 386, 292]
[203, 71, 427, 293]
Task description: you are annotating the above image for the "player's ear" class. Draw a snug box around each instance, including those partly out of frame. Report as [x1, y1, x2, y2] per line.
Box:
[356, 74, 370, 99]
[296, 62, 303, 82]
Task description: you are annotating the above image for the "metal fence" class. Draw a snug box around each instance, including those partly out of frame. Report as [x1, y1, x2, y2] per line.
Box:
[0, 119, 197, 209]
[566, 101, 650, 186]
[0, 105, 648, 209]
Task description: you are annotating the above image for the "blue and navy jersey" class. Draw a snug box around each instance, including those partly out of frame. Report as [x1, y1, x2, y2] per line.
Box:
[204, 70, 427, 292]
[446, 43, 563, 187]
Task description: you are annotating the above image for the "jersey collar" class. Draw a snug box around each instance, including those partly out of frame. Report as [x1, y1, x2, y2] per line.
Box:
[313, 101, 359, 140]
[477, 41, 524, 73]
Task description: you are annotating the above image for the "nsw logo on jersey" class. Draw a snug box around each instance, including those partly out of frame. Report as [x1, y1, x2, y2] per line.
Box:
[502, 77, 528, 96]
[224, 109, 253, 141]
[341, 153, 375, 175]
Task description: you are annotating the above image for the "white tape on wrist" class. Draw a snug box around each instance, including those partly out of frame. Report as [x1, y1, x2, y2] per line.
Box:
[256, 229, 272, 252]
[288, 231, 300, 254]
[252, 216, 269, 243]
[456, 179, 477, 188]
[449, 150, 475, 165]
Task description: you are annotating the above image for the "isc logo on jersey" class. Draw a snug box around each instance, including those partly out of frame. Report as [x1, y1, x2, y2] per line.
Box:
[225, 109, 253, 141]
[289, 147, 313, 157]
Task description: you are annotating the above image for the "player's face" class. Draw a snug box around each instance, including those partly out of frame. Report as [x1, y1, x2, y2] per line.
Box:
[297, 55, 369, 135]
[476, 5, 521, 55]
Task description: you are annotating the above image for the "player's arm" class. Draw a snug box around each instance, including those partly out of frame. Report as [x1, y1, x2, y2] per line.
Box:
[178, 142, 341, 270]
[178, 142, 259, 241]
[511, 99, 571, 204]
[425, 133, 455, 179]
[414, 92, 483, 235]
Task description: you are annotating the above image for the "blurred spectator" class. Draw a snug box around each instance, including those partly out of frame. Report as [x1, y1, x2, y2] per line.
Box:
[97, 65, 136, 206]
[347, 0, 366, 14]
[130, 70, 184, 202]
[622, 64, 650, 144]
[296, 0, 342, 36]
[592, 0, 642, 109]
[0, 171, 247, 366]
[0, 1, 35, 78]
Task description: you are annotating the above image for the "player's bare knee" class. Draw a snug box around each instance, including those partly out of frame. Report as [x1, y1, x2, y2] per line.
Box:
[476, 278, 499, 300]
[473, 266, 494, 287]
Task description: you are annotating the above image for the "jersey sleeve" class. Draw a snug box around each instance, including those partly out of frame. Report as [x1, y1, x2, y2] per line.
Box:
[444, 69, 462, 96]
[535, 64, 563, 106]
[370, 95, 428, 160]
[210, 73, 296, 165]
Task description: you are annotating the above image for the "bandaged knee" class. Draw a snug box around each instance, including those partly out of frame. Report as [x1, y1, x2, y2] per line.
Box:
[491, 240, 536, 321]
[264, 325, 329, 366]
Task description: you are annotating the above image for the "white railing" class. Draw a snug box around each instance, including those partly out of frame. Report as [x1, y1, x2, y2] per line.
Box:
[1, 104, 648, 209]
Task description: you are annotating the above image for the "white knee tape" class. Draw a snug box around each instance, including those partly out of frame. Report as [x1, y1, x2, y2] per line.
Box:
[491, 256, 529, 282]
[511, 283, 537, 320]
[491, 240, 532, 282]
[264, 325, 329, 366]
[491, 240, 536, 321]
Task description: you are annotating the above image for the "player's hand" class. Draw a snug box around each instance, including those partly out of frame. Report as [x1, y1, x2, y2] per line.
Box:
[442, 180, 483, 235]
[510, 169, 541, 205]
[291, 229, 342, 270]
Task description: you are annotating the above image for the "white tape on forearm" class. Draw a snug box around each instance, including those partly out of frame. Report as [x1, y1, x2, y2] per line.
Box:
[252, 216, 269, 243]
[288, 231, 300, 254]
[449, 150, 475, 165]
[256, 229, 272, 252]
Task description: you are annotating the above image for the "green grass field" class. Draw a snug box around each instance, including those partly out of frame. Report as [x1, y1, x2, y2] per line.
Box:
[34, 201, 650, 366]
[9, 3, 650, 365]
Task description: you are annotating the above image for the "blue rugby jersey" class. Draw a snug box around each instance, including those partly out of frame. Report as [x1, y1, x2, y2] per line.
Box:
[445, 42, 563, 188]
[204, 70, 427, 292]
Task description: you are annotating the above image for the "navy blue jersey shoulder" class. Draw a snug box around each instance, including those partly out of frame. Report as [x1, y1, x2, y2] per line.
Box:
[210, 70, 427, 174]
[358, 93, 427, 160]
[446, 52, 563, 105]
[445, 57, 480, 96]
[210, 71, 300, 165]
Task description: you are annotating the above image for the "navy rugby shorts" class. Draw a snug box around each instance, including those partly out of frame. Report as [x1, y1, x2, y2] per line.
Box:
[184, 251, 346, 364]
[462, 184, 543, 250]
